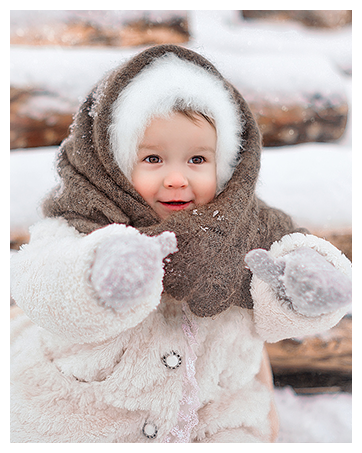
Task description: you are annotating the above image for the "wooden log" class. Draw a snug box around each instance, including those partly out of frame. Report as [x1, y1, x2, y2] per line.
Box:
[10, 85, 349, 150]
[119, 19, 189, 47]
[241, 10, 352, 29]
[10, 13, 189, 48]
[248, 96, 348, 147]
[311, 228, 352, 262]
[10, 228, 30, 251]
[266, 315, 352, 375]
[10, 87, 75, 149]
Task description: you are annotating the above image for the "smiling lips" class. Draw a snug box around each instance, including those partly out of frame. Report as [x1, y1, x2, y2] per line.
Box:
[159, 200, 192, 211]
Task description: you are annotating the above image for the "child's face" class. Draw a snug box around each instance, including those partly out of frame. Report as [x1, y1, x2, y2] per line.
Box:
[131, 112, 217, 220]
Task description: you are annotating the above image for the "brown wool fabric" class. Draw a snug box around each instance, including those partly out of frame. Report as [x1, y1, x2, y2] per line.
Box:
[43, 44, 306, 317]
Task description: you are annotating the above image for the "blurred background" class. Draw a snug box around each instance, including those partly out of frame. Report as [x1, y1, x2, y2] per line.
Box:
[10, 10, 352, 442]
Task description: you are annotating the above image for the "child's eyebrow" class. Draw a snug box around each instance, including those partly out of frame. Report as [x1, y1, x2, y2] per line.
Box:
[137, 144, 162, 152]
[191, 146, 216, 154]
[138, 145, 215, 154]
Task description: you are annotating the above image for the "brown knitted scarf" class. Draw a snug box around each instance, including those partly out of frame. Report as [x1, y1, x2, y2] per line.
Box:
[43, 44, 304, 317]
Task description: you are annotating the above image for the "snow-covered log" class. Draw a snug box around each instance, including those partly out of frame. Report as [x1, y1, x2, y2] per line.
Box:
[10, 81, 349, 149]
[10, 10, 351, 149]
[10, 10, 189, 48]
[10, 87, 75, 149]
[241, 10, 352, 29]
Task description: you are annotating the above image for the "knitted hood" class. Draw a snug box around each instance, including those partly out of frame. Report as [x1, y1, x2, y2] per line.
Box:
[43, 44, 302, 317]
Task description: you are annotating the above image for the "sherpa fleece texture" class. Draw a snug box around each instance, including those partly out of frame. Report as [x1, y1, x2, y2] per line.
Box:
[42, 44, 307, 317]
[10, 218, 350, 442]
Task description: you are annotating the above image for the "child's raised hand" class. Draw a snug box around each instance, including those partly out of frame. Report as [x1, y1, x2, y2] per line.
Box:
[90, 231, 177, 311]
[245, 247, 351, 317]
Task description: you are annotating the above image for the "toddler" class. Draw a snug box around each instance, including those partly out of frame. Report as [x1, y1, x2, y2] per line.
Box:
[10, 44, 351, 443]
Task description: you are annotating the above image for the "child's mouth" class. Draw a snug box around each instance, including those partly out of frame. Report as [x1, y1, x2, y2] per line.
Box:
[160, 200, 192, 211]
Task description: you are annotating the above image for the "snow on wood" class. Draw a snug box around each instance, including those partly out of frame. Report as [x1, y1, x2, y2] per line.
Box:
[241, 10, 352, 29]
[10, 87, 75, 149]
[10, 10, 351, 149]
[11, 10, 189, 48]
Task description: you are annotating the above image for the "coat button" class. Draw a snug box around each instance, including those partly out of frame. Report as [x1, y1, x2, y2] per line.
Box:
[162, 351, 182, 369]
[142, 421, 158, 439]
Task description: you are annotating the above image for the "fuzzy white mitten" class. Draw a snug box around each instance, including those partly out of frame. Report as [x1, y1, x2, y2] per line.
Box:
[245, 247, 351, 317]
[90, 231, 177, 311]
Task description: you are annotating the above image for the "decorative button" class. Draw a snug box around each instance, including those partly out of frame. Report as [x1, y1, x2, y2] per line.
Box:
[162, 351, 182, 369]
[142, 421, 158, 439]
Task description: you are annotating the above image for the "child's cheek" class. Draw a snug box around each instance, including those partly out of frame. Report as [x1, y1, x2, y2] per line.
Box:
[134, 172, 160, 205]
[196, 174, 217, 204]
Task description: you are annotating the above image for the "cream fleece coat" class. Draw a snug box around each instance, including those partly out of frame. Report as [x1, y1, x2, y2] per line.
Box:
[10, 217, 351, 443]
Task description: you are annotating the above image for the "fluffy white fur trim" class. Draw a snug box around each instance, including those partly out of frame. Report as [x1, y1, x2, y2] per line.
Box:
[251, 233, 351, 343]
[109, 53, 242, 192]
[10, 218, 176, 343]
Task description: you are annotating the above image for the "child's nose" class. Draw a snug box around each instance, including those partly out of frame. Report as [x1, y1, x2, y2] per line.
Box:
[163, 171, 188, 189]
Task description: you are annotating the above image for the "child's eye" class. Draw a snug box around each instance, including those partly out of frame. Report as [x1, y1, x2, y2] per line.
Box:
[144, 155, 162, 164]
[189, 156, 205, 164]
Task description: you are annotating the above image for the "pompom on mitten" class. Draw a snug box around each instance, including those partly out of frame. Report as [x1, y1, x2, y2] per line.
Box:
[90, 231, 177, 311]
[245, 247, 352, 317]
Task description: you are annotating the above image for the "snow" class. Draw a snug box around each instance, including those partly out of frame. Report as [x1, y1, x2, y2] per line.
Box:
[18, 92, 76, 120]
[10, 148, 58, 230]
[10, 45, 348, 107]
[274, 386, 352, 443]
[189, 10, 351, 74]
[9, 10, 353, 444]
[10, 46, 135, 101]
[258, 144, 352, 230]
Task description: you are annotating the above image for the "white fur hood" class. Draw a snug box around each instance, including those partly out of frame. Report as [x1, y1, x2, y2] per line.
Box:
[109, 52, 242, 193]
